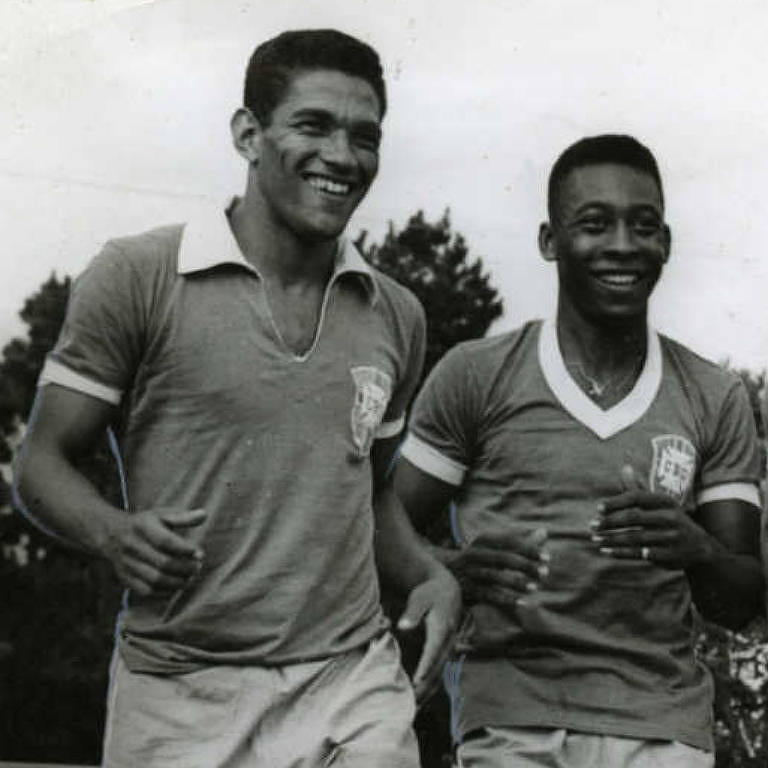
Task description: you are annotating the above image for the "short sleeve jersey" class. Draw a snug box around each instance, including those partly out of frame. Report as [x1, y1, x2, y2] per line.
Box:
[41, 205, 426, 673]
[401, 319, 761, 751]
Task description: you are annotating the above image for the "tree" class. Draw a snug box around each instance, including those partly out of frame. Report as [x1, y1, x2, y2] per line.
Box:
[0, 274, 123, 763]
[699, 367, 768, 768]
[357, 210, 503, 386]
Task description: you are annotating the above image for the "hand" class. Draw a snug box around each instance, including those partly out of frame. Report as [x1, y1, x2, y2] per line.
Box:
[397, 568, 462, 704]
[448, 527, 550, 613]
[591, 465, 713, 570]
[104, 507, 207, 595]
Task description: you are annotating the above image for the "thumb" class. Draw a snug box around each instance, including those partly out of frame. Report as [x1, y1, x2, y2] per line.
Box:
[160, 508, 208, 529]
[620, 465, 644, 492]
[525, 527, 548, 548]
[398, 585, 429, 632]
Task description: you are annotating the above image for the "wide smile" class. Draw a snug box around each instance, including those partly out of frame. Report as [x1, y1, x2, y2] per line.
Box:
[592, 271, 644, 290]
[303, 173, 354, 198]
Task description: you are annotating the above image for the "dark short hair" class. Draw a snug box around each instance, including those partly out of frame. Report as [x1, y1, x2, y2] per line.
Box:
[547, 134, 664, 221]
[243, 29, 386, 124]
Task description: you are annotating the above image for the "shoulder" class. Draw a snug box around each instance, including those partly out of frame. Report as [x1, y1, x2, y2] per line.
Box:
[369, 267, 425, 326]
[439, 320, 541, 374]
[420, 321, 541, 402]
[91, 223, 185, 276]
[659, 334, 741, 398]
[68, 223, 186, 324]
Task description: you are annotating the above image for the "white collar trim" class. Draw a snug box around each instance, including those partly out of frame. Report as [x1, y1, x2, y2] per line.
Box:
[176, 201, 377, 302]
[177, 205, 252, 274]
[538, 317, 662, 440]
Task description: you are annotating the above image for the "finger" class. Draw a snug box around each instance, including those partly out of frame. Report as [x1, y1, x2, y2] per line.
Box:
[123, 558, 191, 592]
[397, 584, 431, 632]
[599, 492, 671, 514]
[472, 529, 548, 561]
[136, 516, 204, 560]
[620, 464, 644, 492]
[464, 550, 545, 579]
[597, 545, 641, 559]
[465, 565, 546, 591]
[593, 508, 678, 531]
[597, 545, 664, 562]
[412, 611, 451, 701]
[473, 584, 530, 609]
[592, 529, 679, 547]
[160, 508, 208, 529]
[124, 535, 201, 577]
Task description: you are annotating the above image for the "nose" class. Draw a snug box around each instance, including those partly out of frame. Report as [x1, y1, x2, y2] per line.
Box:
[319, 129, 356, 169]
[605, 221, 637, 256]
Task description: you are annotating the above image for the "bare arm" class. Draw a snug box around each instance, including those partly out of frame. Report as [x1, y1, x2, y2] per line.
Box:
[394, 456, 549, 612]
[595, 469, 764, 630]
[687, 499, 763, 629]
[371, 437, 461, 702]
[15, 384, 205, 595]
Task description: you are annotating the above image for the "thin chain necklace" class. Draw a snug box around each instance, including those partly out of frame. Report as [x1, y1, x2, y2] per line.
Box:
[565, 356, 644, 399]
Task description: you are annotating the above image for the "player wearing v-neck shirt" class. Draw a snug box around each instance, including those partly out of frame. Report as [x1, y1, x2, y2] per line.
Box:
[15, 30, 460, 768]
[395, 135, 763, 768]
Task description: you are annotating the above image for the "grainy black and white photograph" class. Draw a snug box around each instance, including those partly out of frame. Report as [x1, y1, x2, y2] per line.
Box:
[1, 2, 766, 767]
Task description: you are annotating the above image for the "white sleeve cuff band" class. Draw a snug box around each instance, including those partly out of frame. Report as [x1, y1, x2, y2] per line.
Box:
[400, 433, 466, 486]
[39, 358, 122, 405]
[696, 482, 761, 508]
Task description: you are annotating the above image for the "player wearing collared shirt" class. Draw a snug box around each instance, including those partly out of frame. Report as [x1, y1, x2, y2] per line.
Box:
[395, 135, 763, 768]
[15, 29, 460, 768]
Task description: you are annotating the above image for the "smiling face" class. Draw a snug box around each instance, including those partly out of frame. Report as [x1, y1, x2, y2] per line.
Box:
[249, 68, 382, 243]
[540, 162, 670, 327]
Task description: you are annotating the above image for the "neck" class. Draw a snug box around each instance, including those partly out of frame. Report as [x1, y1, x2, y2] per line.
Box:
[229, 188, 337, 287]
[556, 298, 648, 376]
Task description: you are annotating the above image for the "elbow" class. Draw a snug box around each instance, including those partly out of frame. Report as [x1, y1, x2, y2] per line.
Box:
[699, 578, 765, 632]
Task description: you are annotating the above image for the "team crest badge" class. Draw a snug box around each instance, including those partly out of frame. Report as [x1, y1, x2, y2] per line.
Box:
[350, 366, 392, 458]
[649, 434, 697, 503]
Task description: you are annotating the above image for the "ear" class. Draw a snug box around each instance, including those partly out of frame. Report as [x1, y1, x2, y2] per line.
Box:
[661, 223, 671, 264]
[230, 107, 262, 164]
[538, 221, 558, 262]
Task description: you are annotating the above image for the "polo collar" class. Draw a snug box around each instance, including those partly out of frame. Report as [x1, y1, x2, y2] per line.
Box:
[538, 317, 662, 440]
[177, 201, 378, 303]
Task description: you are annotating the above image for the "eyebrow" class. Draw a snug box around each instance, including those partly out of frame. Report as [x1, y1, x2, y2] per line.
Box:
[290, 107, 381, 129]
[572, 201, 662, 216]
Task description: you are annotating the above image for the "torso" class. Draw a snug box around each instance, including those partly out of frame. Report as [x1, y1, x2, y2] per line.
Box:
[408, 319, 758, 750]
[262, 278, 327, 357]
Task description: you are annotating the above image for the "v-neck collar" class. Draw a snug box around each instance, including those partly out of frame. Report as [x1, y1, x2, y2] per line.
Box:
[176, 200, 378, 304]
[538, 318, 662, 440]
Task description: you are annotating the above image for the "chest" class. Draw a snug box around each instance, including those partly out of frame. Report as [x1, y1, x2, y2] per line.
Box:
[129, 274, 401, 440]
[469, 381, 705, 514]
[262, 279, 325, 358]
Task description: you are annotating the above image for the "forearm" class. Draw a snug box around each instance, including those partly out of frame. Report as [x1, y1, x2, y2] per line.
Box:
[15, 442, 123, 558]
[688, 540, 764, 629]
[373, 484, 450, 595]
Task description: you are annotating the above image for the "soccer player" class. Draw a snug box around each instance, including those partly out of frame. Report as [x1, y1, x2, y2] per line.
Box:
[15, 29, 460, 767]
[394, 135, 763, 768]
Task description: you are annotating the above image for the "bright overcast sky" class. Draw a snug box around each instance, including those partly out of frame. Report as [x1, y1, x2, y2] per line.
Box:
[1, 0, 766, 371]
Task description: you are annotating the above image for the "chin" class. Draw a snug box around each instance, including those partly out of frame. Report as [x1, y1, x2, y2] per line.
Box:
[297, 213, 355, 242]
[590, 305, 648, 329]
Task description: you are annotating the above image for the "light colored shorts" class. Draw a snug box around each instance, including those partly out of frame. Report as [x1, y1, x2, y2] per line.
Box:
[102, 632, 418, 768]
[456, 726, 714, 768]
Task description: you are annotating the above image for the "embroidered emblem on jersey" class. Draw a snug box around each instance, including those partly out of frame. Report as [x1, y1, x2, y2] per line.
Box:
[350, 366, 392, 458]
[649, 434, 697, 503]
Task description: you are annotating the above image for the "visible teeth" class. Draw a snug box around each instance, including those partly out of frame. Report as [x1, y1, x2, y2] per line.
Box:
[307, 176, 350, 195]
[598, 274, 639, 285]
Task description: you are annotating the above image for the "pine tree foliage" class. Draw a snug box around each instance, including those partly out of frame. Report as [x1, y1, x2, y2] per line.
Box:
[357, 210, 503, 382]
